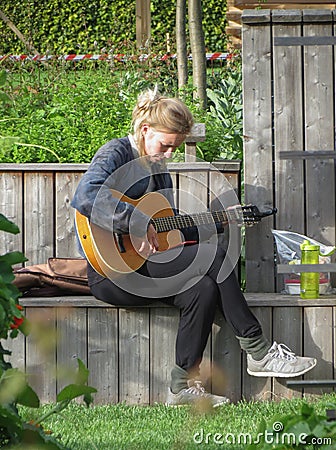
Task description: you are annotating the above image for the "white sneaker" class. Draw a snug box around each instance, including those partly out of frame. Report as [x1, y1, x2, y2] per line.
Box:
[166, 379, 230, 407]
[247, 341, 317, 378]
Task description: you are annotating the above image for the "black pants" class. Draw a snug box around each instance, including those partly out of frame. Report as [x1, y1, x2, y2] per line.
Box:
[89, 243, 262, 372]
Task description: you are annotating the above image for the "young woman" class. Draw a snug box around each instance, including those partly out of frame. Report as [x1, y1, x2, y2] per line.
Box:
[72, 89, 316, 407]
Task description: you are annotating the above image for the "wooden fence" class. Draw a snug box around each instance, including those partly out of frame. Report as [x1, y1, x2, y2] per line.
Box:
[1, 162, 336, 404]
[226, 1, 336, 48]
[243, 9, 336, 293]
[7, 294, 336, 405]
[0, 160, 239, 264]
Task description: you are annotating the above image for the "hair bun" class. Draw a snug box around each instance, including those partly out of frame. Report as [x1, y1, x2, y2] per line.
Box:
[137, 85, 162, 110]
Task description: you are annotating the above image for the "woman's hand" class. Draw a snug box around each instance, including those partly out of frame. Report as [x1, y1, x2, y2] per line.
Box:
[132, 224, 159, 258]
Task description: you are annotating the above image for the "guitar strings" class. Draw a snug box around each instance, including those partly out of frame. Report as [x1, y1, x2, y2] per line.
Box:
[152, 211, 228, 233]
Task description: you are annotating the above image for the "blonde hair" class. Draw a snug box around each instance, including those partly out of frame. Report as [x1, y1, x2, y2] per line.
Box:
[131, 87, 194, 156]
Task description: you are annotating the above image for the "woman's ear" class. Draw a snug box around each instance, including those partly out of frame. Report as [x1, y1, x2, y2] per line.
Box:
[141, 124, 150, 135]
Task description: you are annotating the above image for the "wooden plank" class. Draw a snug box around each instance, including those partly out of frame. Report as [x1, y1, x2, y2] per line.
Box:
[209, 164, 240, 204]
[242, 9, 272, 23]
[18, 294, 336, 308]
[275, 36, 336, 45]
[186, 123, 206, 143]
[0, 171, 23, 258]
[242, 307, 272, 401]
[304, 13, 335, 246]
[278, 263, 336, 273]
[88, 308, 118, 404]
[280, 150, 336, 159]
[241, 0, 335, 4]
[242, 10, 275, 292]
[0, 163, 89, 172]
[2, 331, 25, 372]
[150, 307, 179, 404]
[272, 13, 305, 292]
[273, 14, 305, 231]
[56, 307, 87, 393]
[273, 306, 303, 399]
[303, 306, 334, 396]
[24, 172, 54, 265]
[178, 169, 208, 216]
[55, 172, 83, 258]
[119, 308, 150, 404]
[209, 166, 241, 278]
[6, 300, 336, 404]
[184, 124, 206, 162]
[25, 307, 57, 402]
[0, 161, 241, 174]
[212, 311, 242, 402]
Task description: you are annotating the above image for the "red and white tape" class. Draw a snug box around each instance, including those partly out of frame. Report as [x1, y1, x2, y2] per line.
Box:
[0, 52, 229, 63]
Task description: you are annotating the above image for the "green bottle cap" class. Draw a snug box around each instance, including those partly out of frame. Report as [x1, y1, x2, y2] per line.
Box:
[300, 239, 319, 251]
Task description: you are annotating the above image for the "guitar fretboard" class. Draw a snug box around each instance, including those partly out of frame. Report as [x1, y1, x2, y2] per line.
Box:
[153, 210, 229, 233]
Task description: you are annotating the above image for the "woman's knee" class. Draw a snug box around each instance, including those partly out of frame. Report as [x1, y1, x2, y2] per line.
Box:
[175, 275, 219, 311]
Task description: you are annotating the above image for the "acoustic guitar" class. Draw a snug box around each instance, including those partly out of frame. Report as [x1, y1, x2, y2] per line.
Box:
[75, 189, 276, 279]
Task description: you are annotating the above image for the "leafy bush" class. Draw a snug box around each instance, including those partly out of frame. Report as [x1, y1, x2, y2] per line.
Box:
[0, 0, 227, 55]
[0, 66, 142, 162]
[206, 59, 243, 161]
[247, 402, 336, 449]
[0, 213, 97, 449]
[0, 49, 243, 164]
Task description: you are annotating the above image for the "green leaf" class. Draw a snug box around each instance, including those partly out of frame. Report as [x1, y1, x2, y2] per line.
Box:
[56, 384, 97, 403]
[287, 419, 311, 437]
[75, 358, 89, 385]
[0, 251, 27, 265]
[83, 391, 94, 408]
[0, 213, 20, 234]
[0, 305, 5, 328]
[0, 92, 10, 103]
[0, 70, 7, 87]
[17, 384, 40, 408]
[301, 402, 314, 418]
[22, 422, 69, 449]
[0, 403, 22, 440]
[0, 261, 15, 284]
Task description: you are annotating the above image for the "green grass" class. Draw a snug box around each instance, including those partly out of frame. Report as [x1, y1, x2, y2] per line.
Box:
[18, 394, 336, 449]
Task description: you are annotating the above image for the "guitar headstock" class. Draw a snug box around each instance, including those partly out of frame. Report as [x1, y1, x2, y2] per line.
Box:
[242, 205, 277, 226]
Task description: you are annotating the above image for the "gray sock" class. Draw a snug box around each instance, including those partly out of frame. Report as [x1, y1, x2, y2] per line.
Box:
[170, 365, 189, 394]
[238, 334, 271, 361]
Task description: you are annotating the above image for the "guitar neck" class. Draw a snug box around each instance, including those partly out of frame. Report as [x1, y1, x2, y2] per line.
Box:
[153, 210, 229, 233]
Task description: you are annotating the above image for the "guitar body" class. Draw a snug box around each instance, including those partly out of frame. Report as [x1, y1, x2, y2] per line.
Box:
[75, 189, 182, 279]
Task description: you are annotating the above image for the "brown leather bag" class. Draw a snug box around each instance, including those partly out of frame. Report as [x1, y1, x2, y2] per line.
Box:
[13, 257, 91, 297]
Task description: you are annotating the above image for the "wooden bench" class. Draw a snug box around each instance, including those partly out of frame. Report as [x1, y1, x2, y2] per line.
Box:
[5, 293, 335, 405]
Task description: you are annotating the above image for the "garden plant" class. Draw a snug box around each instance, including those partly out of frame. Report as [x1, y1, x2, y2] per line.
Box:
[0, 213, 97, 449]
[0, 51, 243, 164]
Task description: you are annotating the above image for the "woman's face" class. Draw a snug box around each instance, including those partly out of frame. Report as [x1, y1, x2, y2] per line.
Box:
[141, 124, 186, 159]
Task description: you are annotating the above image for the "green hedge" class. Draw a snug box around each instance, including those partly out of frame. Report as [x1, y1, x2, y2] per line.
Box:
[0, 0, 227, 55]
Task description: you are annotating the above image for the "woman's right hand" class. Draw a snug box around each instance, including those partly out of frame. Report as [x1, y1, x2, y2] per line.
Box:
[132, 224, 159, 258]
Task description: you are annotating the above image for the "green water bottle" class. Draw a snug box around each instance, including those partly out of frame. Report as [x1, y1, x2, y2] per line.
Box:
[300, 240, 320, 299]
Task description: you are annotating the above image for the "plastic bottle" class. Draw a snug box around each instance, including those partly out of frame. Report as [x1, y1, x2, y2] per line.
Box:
[300, 240, 320, 299]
